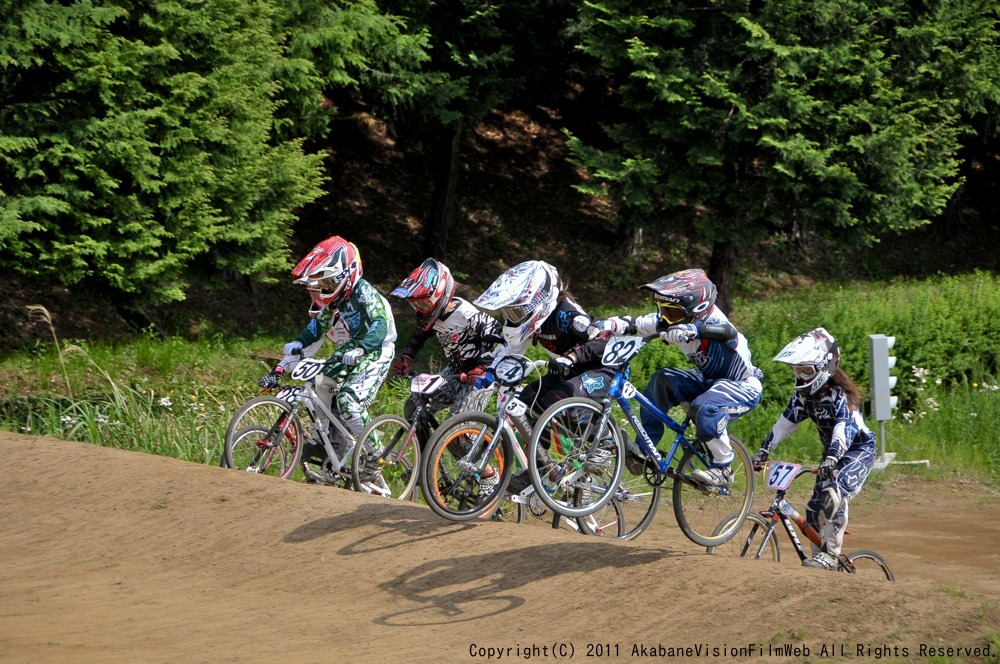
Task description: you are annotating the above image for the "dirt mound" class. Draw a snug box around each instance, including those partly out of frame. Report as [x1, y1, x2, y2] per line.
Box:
[1, 434, 997, 663]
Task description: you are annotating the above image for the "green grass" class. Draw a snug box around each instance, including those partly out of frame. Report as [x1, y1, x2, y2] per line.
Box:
[1, 273, 998, 480]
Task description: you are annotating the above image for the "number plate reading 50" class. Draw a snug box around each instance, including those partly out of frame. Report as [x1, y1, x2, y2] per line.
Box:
[289, 358, 327, 382]
[766, 461, 801, 491]
[601, 336, 644, 367]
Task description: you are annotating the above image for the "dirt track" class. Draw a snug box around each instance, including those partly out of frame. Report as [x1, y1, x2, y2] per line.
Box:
[1, 434, 997, 663]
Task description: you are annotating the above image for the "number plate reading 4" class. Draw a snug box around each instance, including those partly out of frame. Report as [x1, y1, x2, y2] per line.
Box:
[766, 461, 801, 491]
[601, 336, 643, 367]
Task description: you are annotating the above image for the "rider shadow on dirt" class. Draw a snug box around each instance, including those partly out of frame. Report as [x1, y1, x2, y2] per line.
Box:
[283, 502, 479, 555]
[374, 540, 677, 626]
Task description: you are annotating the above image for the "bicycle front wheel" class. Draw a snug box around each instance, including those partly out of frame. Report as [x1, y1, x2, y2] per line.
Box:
[575, 495, 626, 538]
[616, 467, 662, 542]
[224, 396, 305, 478]
[845, 549, 895, 581]
[422, 412, 514, 522]
[527, 397, 625, 519]
[351, 414, 421, 500]
[706, 512, 780, 562]
[672, 434, 754, 547]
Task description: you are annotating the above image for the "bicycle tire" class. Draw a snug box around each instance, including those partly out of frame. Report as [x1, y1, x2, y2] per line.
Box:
[672, 434, 754, 547]
[224, 396, 305, 478]
[706, 512, 780, 562]
[616, 467, 662, 541]
[526, 397, 625, 518]
[575, 495, 627, 538]
[351, 414, 421, 500]
[421, 412, 515, 521]
[496, 494, 527, 524]
[844, 549, 895, 581]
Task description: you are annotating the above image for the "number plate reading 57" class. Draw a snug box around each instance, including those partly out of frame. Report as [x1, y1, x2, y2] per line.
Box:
[766, 461, 801, 491]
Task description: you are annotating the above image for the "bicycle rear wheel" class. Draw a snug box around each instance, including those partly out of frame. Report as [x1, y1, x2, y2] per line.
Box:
[351, 414, 421, 500]
[706, 512, 780, 561]
[224, 396, 305, 478]
[527, 397, 625, 518]
[844, 549, 895, 581]
[422, 412, 514, 521]
[672, 434, 754, 547]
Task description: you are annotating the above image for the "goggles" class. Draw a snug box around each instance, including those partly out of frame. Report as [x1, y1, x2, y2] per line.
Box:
[502, 304, 535, 326]
[657, 302, 687, 325]
[409, 297, 436, 315]
[791, 364, 819, 381]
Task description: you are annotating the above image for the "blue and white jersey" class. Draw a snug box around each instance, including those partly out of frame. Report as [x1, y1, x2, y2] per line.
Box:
[761, 386, 876, 460]
[633, 305, 762, 385]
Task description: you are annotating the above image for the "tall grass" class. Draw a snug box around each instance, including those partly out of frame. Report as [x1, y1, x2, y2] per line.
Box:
[2, 273, 998, 480]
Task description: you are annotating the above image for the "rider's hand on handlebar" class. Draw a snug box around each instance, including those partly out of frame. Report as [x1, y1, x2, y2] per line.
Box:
[750, 448, 769, 471]
[391, 356, 411, 376]
[341, 348, 365, 366]
[459, 366, 487, 385]
[258, 370, 282, 390]
[548, 356, 574, 379]
[661, 324, 698, 345]
[817, 456, 838, 481]
[588, 316, 629, 341]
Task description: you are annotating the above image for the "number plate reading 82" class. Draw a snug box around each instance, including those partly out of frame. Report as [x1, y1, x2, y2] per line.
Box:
[601, 336, 644, 367]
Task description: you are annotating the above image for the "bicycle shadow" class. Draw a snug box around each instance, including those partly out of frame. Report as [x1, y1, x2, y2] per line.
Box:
[283, 502, 479, 554]
[374, 541, 680, 626]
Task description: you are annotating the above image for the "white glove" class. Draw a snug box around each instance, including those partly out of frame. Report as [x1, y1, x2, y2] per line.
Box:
[588, 316, 629, 341]
[661, 324, 698, 345]
[341, 348, 365, 366]
[283, 341, 303, 356]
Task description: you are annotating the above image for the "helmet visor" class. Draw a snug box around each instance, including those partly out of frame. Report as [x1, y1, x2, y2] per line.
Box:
[657, 302, 687, 325]
[501, 303, 534, 326]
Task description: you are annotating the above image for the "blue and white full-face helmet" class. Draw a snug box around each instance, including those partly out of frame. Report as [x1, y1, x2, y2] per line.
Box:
[773, 327, 840, 394]
[473, 260, 560, 348]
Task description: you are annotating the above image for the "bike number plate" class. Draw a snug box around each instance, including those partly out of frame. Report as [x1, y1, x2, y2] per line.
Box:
[602, 336, 643, 366]
[505, 398, 528, 417]
[289, 358, 326, 382]
[766, 461, 801, 491]
[275, 386, 305, 403]
[411, 374, 446, 396]
[492, 355, 528, 386]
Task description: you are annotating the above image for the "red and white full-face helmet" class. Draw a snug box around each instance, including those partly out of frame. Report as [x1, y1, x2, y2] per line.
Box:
[390, 258, 456, 331]
[474, 260, 560, 347]
[291, 236, 362, 316]
[773, 327, 841, 395]
[640, 268, 717, 325]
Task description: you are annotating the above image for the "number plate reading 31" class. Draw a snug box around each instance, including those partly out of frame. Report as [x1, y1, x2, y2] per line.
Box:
[601, 336, 643, 366]
[766, 461, 801, 491]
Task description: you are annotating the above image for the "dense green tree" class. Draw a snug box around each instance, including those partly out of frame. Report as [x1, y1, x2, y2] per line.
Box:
[566, 0, 1000, 310]
[0, 0, 325, 306]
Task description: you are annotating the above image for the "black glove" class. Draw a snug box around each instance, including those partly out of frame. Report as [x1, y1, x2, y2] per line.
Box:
[817, 456, 838, 481]
[750, 448, 769, 471]
[258, 371, 281, 390]
[548, 356, 574, 379]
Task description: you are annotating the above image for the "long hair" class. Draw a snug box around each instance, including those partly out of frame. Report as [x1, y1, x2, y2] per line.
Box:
[828, 367, 864, 411]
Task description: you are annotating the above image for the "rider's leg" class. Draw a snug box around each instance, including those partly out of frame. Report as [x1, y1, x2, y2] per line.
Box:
[640, 369, 705, 445]
[686, 379, 761, 485]
[805, 444, 877, 564]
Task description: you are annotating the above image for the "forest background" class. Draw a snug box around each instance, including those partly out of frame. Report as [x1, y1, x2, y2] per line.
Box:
[1, 0, 998, 475]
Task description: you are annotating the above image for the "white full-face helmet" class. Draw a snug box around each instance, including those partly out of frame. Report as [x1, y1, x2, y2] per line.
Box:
[473, 260, 560, 347]
[773, 327, 840, 395]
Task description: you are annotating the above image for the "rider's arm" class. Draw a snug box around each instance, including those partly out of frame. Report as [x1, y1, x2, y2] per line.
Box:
[346, 282, 391, 354]
[760, 393, 806, 454]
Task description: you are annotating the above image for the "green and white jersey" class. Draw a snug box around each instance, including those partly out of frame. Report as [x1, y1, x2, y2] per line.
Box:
[294, 278, 396, 358]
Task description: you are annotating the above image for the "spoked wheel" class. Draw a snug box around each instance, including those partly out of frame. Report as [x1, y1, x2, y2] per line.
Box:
[672, 434, 754, 547]
[224, 396, 305, 478]
[615, 467, 662, 541]
[527, 398, 625, 519]
[574, 494, 626, 538]
[706, 512, 780, 561]
[844, 549, 895, 581]
[351, 414, 420, 500]
[421, 412, 514, 522]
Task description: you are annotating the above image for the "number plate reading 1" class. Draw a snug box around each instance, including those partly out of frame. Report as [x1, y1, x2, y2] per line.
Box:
[411, 374, 446, 396]
[621, 381, 637, 399]
[766, 461, 801, 491]
[289, 358, 326, 382]
[505, 398, 528, 417]
[601, 336, 644, 367]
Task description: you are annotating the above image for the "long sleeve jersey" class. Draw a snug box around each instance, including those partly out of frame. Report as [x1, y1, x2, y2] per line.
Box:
[294, 278, 397, 359]
[505, 297, 608, 368]
[399, 297, 502, 373]
[760, 386, 876, 461]
[631, 304, 762, 383]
